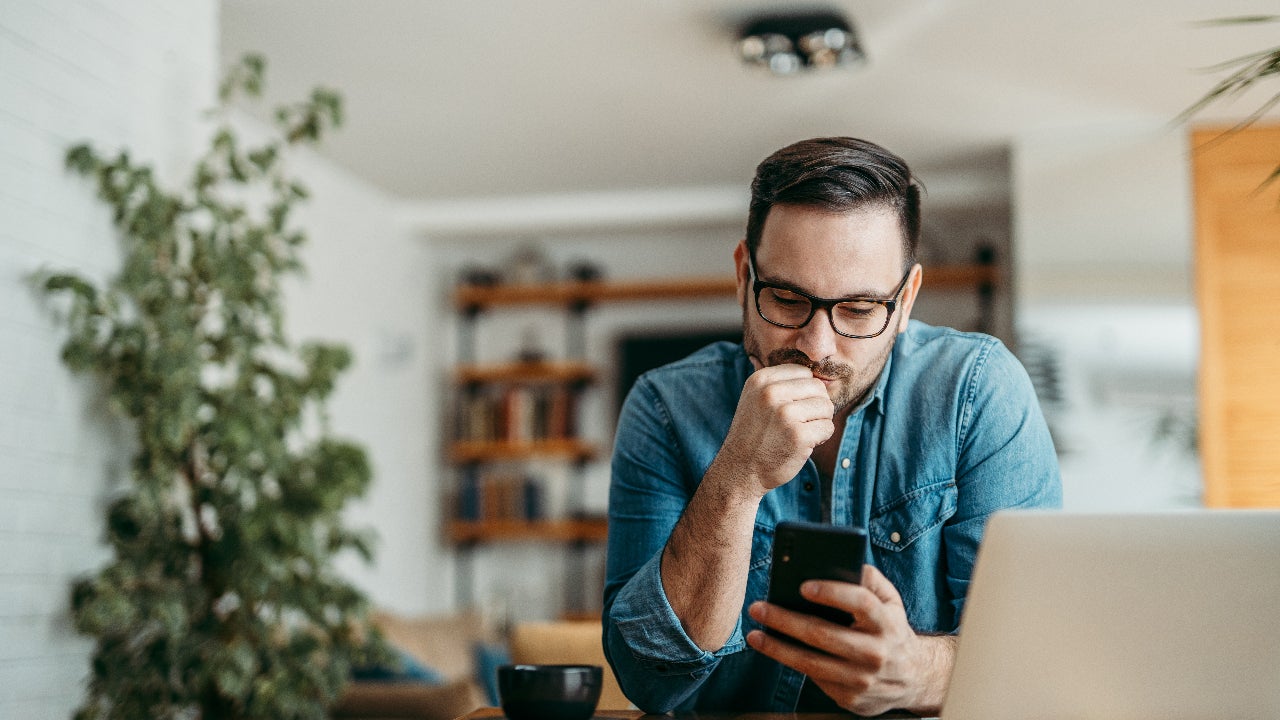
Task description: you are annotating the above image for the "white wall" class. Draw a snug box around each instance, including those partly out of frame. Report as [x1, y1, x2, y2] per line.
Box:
[0, 1, 218, 716]
[263, 122, 442, 616]
[0, 5, 444, 716]
[1013, 123, 1201, 510]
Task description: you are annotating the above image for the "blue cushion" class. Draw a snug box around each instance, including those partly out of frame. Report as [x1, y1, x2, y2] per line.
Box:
[352, 646, 446, 685]
[472, 640, 512, 705]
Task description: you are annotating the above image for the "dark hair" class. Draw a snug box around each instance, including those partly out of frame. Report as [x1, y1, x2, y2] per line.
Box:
[745, 137, 923, 267]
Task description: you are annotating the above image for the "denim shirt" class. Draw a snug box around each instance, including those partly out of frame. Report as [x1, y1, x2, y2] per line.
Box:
[602, 321, 1062, 713]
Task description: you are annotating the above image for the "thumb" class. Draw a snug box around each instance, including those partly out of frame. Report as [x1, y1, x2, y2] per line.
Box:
[861, 564, 905, 607]
[747, 351, 763, 372]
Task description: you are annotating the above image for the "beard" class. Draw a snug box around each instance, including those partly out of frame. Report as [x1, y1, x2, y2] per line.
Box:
[742, 308, 898, 413]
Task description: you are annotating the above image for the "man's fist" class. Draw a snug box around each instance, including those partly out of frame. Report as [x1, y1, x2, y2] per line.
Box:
[716, 363, 835, 495]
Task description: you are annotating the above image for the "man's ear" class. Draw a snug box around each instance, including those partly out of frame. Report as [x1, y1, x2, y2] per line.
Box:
[733, 240, 750, 309]
[897, 264, 923, 332]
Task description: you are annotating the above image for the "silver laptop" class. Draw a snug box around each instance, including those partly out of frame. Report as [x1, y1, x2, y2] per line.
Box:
[942, 510, 1280, 720]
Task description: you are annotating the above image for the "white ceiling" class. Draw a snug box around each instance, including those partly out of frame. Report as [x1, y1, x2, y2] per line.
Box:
[219, 1, 1280, 206]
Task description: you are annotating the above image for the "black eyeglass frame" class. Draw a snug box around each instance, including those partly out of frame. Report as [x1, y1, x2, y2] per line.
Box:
[747, 253, 912, 339]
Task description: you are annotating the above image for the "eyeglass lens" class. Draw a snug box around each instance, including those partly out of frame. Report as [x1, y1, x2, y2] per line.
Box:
[757, 286, 889, 337]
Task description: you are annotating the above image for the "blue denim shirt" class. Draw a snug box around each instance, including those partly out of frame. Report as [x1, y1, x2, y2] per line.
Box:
[602, 321, 1062, 713]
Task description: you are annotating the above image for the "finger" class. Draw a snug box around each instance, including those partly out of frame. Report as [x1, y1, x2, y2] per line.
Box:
[747, 351, 763, 372]
[746, 627, 837, 672]
[780, 396, 837, 424]
[746, 626, 881, 683]
[859, 564, 905, 607]
[752, 363, 822, 383]
[799, 580, 891, 634]
[748, 600, 866, 660]
[800, 418, 836, 447]
[756, 380, 833, 411]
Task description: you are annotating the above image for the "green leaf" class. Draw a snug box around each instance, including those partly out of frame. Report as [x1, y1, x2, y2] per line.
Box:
[1193, 15, 1280, 26]
[65, 144, 99, 174]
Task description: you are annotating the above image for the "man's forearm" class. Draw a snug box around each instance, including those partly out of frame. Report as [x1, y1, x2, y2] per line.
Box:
[660, 458, 764, 651]
[905, 633, 957, 716]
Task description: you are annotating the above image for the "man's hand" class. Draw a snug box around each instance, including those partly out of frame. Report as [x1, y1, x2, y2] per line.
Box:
[745, 565, 956, 716]
[714, 361, 835, 496]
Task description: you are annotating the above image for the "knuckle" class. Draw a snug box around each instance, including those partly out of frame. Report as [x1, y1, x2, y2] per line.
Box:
[759, 383, 783, 405]
[863, 648, 887, 672]
[846, 676, 872, 695]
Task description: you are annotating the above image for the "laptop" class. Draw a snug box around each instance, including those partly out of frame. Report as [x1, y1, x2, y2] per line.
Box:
[942, 510, 1280, 720]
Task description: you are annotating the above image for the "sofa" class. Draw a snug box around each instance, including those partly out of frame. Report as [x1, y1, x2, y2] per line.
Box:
[331, 610, 491, 720]
[331, 610, 630, 719]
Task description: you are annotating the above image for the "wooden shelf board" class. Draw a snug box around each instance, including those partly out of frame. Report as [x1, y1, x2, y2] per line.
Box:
[454, 265, 996, 310]
[450, 439, 597, 462]
[454, 276, 737, 309]
[558, 610, 602, 622]
[926, 264, 998, 288]
[448, 517, 608, 543]
[456, 360, 596, 385]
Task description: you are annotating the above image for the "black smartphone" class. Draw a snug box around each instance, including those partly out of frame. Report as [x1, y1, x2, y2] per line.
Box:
[766, 521, 867, 630]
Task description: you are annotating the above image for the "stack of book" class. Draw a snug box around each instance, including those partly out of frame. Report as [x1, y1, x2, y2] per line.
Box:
[455, 471, 544, 522]
[457, 385, 578, 444]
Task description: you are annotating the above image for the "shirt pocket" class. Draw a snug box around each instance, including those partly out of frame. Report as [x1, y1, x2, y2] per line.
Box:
[868, 478, 957, 552]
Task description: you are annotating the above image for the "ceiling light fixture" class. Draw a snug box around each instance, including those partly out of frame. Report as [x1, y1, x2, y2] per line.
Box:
[737, 10, 866, 76]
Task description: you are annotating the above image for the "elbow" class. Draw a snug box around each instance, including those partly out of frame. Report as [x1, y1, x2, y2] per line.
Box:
[613, 674, 686, 715]
[603, 625, 697, 715]
[632, 695, 681, 715]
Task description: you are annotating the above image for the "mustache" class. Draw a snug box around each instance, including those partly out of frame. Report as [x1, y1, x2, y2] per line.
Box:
[765, 348, 852, 379]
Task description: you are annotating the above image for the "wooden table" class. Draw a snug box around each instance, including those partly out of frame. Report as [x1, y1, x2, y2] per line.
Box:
[459, 709, 864, 720]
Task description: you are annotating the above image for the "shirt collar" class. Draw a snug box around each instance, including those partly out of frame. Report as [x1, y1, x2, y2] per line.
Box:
[864, 349, 893, 416]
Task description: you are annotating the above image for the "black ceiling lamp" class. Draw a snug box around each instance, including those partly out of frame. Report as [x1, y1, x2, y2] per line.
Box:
[737, 9, 866, 75]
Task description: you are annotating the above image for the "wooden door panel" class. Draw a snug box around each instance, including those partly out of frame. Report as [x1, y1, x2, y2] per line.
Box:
[1193, 124, 1280, 507]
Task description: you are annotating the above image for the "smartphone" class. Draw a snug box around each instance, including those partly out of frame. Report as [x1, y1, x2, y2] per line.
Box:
[766, 521, 867, 630]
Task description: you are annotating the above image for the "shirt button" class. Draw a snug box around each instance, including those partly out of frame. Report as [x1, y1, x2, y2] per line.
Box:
[803, 482, 814, 491]
[841, 458, 851, 469]
[890, 531, 902, 543]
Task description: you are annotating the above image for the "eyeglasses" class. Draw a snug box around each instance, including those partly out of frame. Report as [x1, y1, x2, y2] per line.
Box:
[748, 254, 911, 339]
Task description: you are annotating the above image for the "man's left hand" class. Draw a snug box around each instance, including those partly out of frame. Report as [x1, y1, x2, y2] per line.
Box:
[745, 564, 955, 716]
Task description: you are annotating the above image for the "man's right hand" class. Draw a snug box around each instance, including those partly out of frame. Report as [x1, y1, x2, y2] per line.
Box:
[714, 362, 835, 496]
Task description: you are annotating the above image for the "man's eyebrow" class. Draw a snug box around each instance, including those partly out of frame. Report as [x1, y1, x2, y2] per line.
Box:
[760, 272, 892, 300]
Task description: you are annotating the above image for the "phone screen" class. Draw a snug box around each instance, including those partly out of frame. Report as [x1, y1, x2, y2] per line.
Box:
[766, 521, 867, 630]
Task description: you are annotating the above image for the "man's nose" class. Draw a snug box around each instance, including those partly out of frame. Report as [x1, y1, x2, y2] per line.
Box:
[793, 308, 840, 364]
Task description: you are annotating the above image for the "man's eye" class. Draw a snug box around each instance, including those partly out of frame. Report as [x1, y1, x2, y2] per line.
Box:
[765, 288, 807, 306]
[836, 303, 877, 318]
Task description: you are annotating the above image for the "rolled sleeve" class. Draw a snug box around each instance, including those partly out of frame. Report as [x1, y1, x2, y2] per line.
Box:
[608, 550, 745, 671]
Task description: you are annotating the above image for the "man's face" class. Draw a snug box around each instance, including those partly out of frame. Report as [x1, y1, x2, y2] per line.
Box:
[737, 203, 920, 413]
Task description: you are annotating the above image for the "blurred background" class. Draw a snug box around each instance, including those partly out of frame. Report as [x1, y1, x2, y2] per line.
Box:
[3, 1, 1278, 715]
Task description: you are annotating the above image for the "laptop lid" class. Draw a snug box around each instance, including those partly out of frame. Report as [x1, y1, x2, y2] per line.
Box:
[942, 510, 1280, 720]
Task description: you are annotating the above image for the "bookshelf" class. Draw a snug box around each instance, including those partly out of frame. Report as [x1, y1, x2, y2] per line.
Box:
[449, 277, 748, 615]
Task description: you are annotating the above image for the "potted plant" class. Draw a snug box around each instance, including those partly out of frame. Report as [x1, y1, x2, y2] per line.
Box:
[41, 54, 389, 719]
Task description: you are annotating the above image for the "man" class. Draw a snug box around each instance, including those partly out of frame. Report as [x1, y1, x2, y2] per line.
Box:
[602, 137, 1061, 716]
